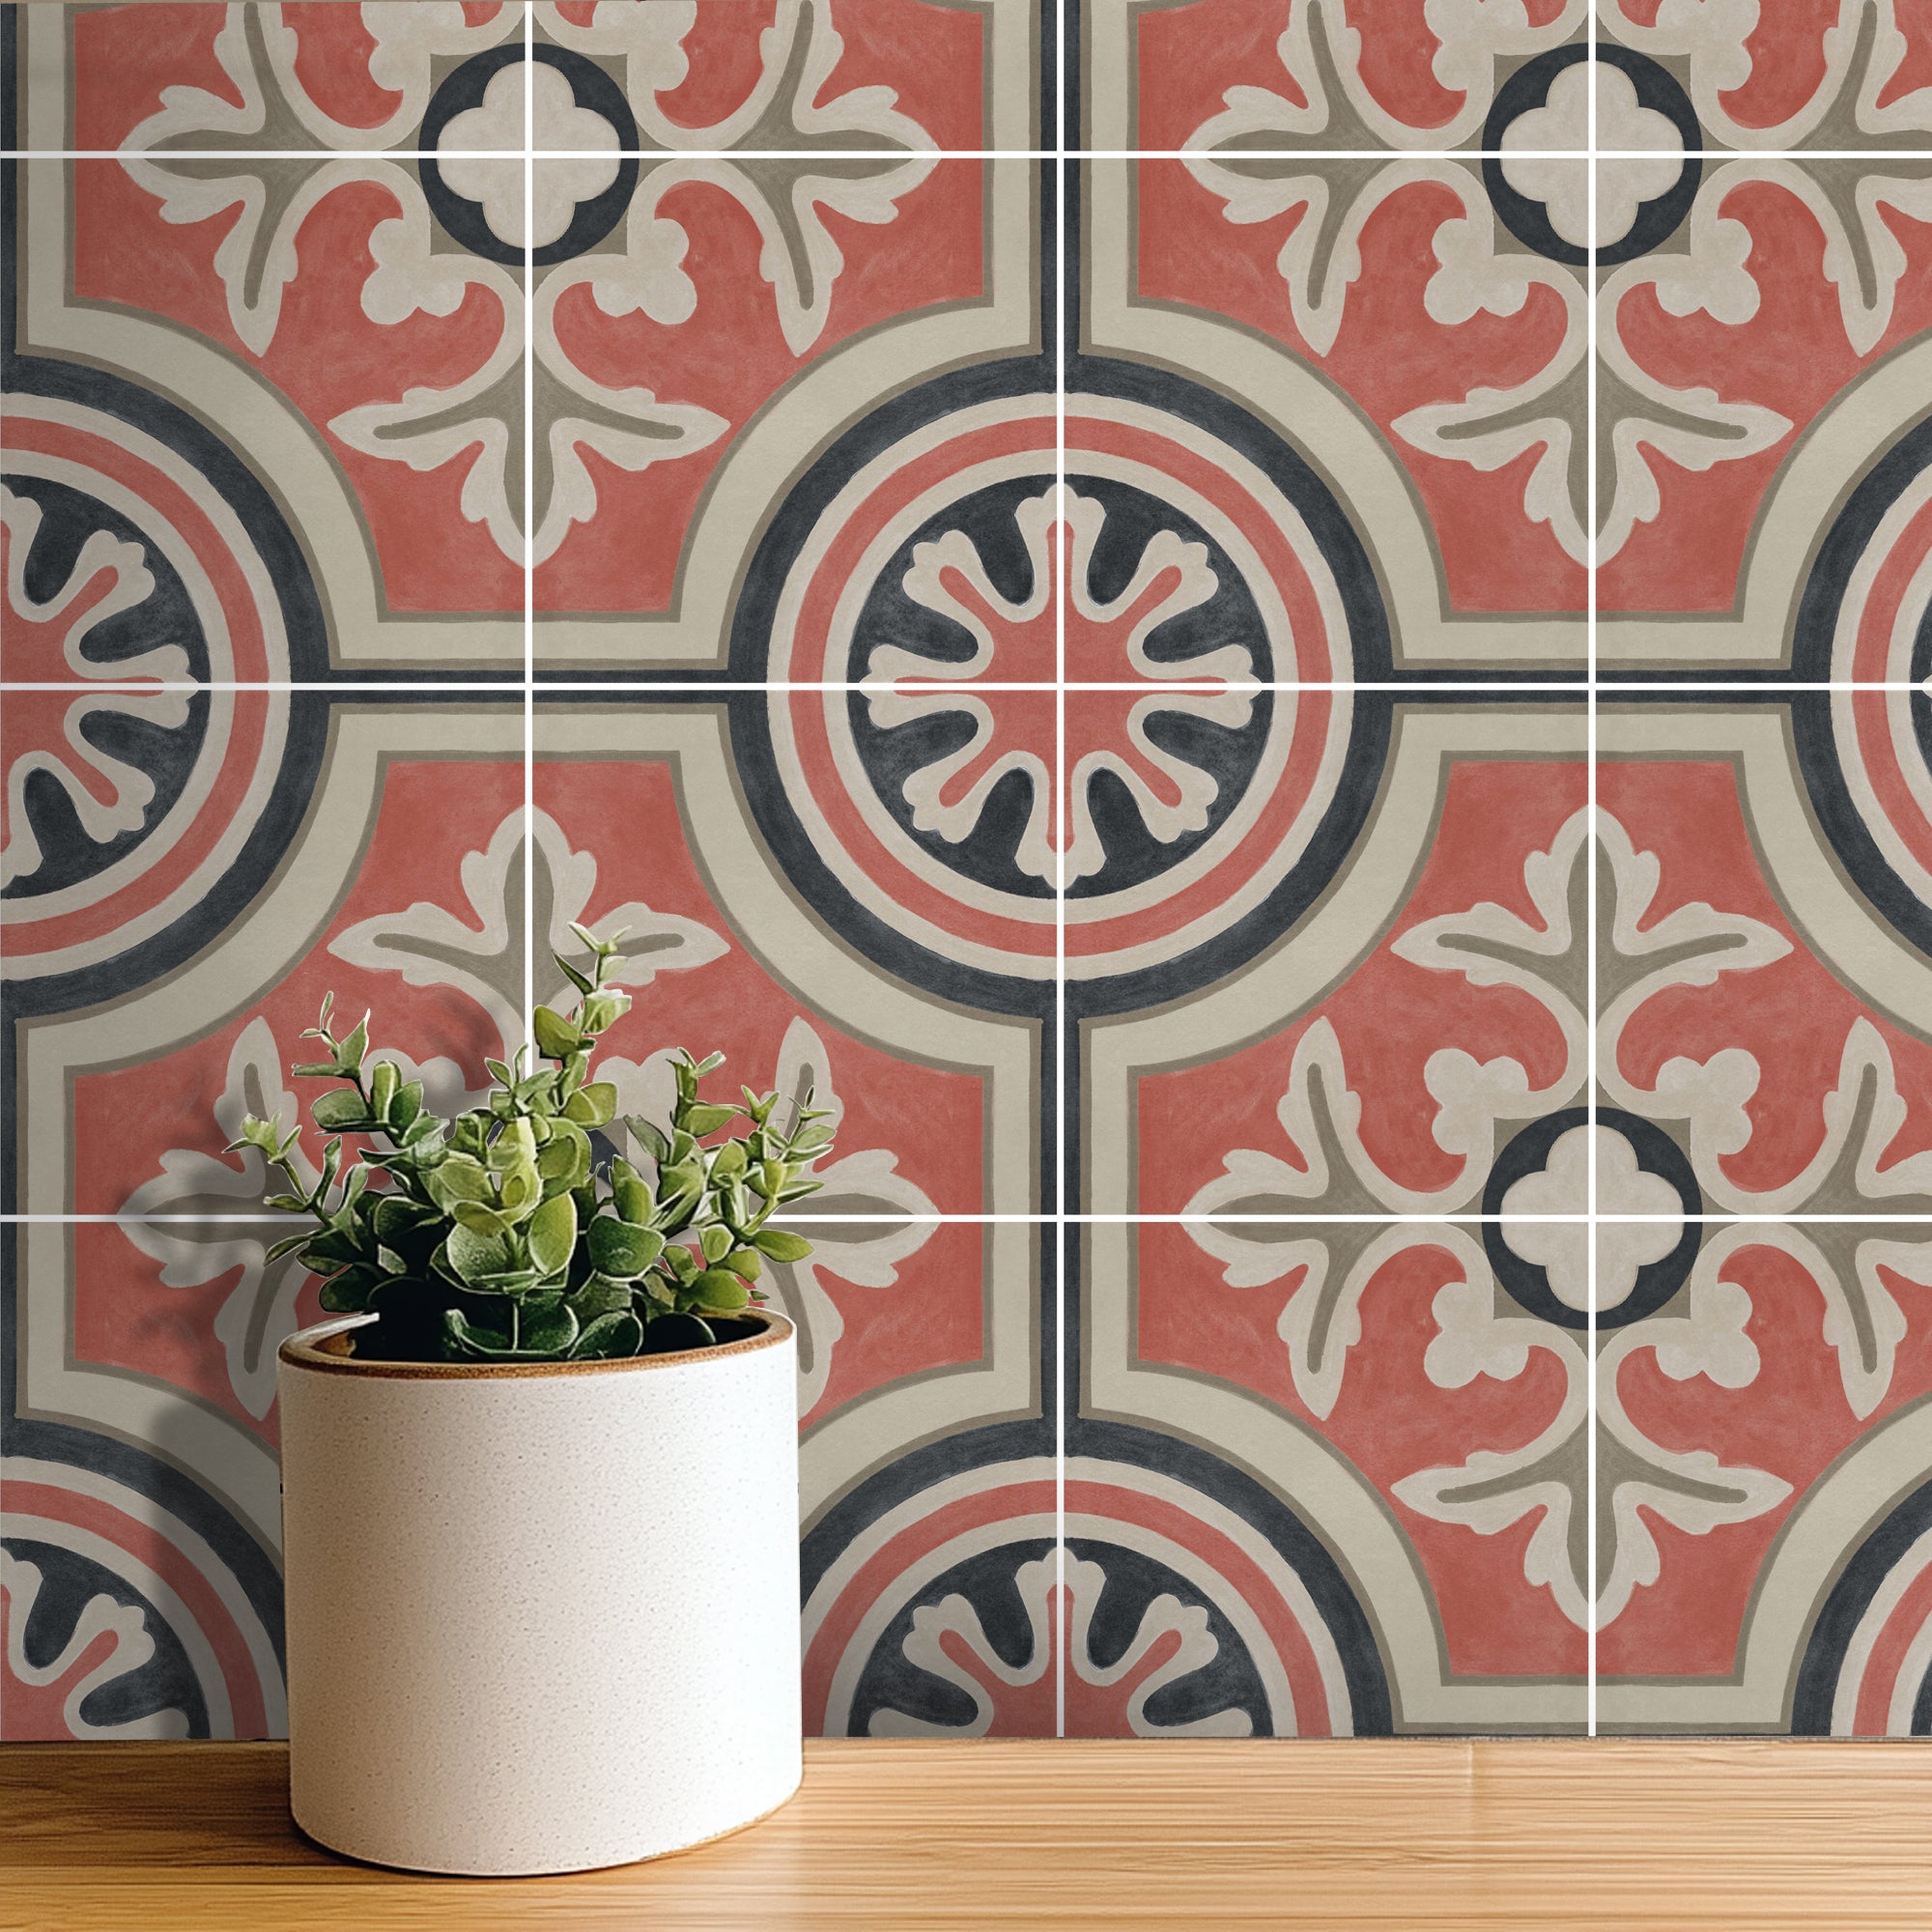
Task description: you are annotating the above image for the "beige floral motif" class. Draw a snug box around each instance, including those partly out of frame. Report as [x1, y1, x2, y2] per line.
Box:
[121, 0, 937, 562]
[1179, 52, 1932, 562]
[328, 806, 728, 1061]
[1180, 0, 1585, 153]
[1609, 0, 1932, 149]
[1186, 805, 1932, 1629]
[1393, 1242, 1792, 1631]
[121, 808, 929, 1420]
[120, 1019, 482, 1418]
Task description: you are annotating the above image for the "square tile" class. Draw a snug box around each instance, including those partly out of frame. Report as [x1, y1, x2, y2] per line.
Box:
[532, 156, 1040, 669]
[1089, 157, 1587, 671]
[1595, 701, 1932, 1196]
[43, 712, 530, 1218]
[0, 1227, 290, 1743]
[18, 157, 529, 668]
[1083, 1216, 1587, 1733]
[1098, 0, 1587, 155]
[1598, 0, 1932, 152]
[1593, 1220, 1932, 1736]
[531, 699, 1046, 1216]
[1082, 697, 1587, 1217]
[0, 685, 296, 991]
[801, 1213, 1047, 1736]
[1593, 154, 1932, 667]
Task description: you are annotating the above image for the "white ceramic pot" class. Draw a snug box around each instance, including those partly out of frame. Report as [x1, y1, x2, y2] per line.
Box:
[276, 1308, 801, 1875]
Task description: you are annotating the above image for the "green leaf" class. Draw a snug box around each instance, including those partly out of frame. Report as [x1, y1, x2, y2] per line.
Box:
[678, 1103, 738, 1138]
[661, 1158, 705, 1200]
[613, 1174, 654, 1226]
[290, 1062, 340, 1080]
[569, 919, 623, 957]
[641, 1312, 716, 1353]
[698, 1223, 732, 1264]
[624, 1116, 670, 1165]
[579, 990, 627, 1036]
[336, 1017, 369, 1072]
[229, 1116, 285, 1156]
[753, 1228, 813, 1264]
[566, 1274, 634, 1323]
[453, 1200, 516, 1239]
[318, 1266, 379, 1313]
[554, 954, 595, 998]
[536, 1121, 591, 1186]
[368, 1060, 400, 1119]
[711, 1140, 749, 1179]
[442, 1308, 515, 1358]
[694, 1052, 725, 1077]
[527, 1192, 577, 1277]
[302, 1227, 365, 1267]
[311, 1088, 372, 1132]
[587, 1216, 665, 1280]
[518, 1297, 579, 1356]
[532, 1005, 582, 1060]
[497, 1162, 541, 1218]
[445, 1221, 512, 1284]
[264, 1233, 311, 1264]
[691, 1269, 751, 1312]
[470, 1268, 544, 1295]
[570, 1311, 643, 1359]
[563, 1082, 617, 1129]
[723, 1247, 763, 1282]
[488, 1118, 538, 1171]
[372, 1193, 427, 1242]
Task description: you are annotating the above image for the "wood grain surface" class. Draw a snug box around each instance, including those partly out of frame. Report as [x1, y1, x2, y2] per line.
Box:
[6, 1738, 1932, 1930]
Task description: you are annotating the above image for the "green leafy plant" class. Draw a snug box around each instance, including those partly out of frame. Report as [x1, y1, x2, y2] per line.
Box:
[228, 924, 833, 1363]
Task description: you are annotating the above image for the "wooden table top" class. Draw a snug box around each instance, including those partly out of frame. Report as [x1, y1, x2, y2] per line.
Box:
[6, 1738, 1932, 1929]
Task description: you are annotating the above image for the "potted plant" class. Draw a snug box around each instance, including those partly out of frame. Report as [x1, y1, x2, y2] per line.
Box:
[242, 924, 833, 1875]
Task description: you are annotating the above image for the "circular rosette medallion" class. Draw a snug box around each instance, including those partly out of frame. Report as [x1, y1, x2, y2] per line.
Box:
[2, 398, 294, 981]
[755, 393, 1375, 995]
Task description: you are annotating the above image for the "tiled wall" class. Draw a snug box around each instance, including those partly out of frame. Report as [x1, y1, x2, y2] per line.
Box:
[5, 0, 1932, 1744]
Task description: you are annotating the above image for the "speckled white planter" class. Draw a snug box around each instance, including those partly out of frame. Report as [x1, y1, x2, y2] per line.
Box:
[276, 1309, 801, 1875]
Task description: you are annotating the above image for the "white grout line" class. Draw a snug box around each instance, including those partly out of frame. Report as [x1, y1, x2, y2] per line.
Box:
[1586, 18, 1601, 1743]
[523, 5, 536, 1060]
[18, 149, 1932, 163]
[10, 679, 1929, 695]
[1054, 32, 1069, 1740]
[31, 1213, 1932, 1226]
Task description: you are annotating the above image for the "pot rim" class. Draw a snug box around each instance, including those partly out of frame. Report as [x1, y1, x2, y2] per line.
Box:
[277, 1306, 794, 1379]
